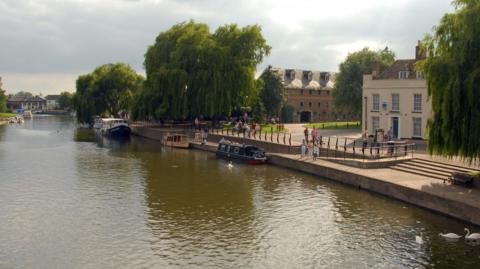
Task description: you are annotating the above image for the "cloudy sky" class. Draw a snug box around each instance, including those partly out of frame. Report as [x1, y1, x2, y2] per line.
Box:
[0, 0, 453, 95]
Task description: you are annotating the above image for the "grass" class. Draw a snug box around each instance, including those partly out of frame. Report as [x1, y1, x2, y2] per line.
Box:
[304, 121, 361, 129]
[0, 113, 16, 119]
[221, 123, 288, 134]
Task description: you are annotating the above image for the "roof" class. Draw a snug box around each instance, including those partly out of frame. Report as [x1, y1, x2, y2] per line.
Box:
[269, 67, 336, 90]
[45, 95, 60, 100]
[375, 59, 418, 79]
[7, 96, 46, 102]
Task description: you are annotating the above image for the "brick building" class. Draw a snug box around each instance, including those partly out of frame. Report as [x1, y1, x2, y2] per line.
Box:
[270, 68, 357, 123]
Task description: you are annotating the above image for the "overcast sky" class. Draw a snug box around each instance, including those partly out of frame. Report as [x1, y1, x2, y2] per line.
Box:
[0, 0, 453, 95]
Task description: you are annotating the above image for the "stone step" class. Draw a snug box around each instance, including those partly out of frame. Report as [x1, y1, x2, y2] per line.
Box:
[411, 158, 480, 173]
[402, 160, 462, 175]
[390, 166, 446, 181]
[393, 163, 451, 178]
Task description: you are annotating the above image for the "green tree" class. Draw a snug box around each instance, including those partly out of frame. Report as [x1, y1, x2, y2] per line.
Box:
[72, 63, 144, 123]
[258, 66, 285, 118]
[0, 87, 6, 113]
[58, 91, 73, 110]
[419, 0, 480, 161]
[14, 91, 33, 98]
[280, 104, 295, 123]
[333, 48, 395, 117]
[132, 21, 271, 120]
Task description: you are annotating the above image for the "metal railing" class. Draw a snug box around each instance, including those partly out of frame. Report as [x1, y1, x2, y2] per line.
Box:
[206, 124, 293, 146]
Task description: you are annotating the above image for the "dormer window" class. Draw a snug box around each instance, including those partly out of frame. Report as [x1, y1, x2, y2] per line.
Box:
[303, 71, 313, 81]
[286, 69, 296, 80]
[399, 71, 409, 79]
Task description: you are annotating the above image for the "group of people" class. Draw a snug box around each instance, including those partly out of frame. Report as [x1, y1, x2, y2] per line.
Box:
[300, 127, 321, 160]
[231, 119, 261, 137]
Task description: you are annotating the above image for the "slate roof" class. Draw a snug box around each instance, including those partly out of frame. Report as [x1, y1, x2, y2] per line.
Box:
[7, 96, 46, 103]
[269, 67, 336, 90]
[45, 95, 60, 100]
[375, 59, 418, 79]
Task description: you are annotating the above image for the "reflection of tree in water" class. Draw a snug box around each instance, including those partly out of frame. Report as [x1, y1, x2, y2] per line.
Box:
[0, 124, 6, 141]
[140, 148, 256, 266]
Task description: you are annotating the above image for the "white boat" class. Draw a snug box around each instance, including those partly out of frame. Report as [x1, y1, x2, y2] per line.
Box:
[23, 110, 33, 119]
[162, 133, 189, 148]
[100, 118, 131, 137]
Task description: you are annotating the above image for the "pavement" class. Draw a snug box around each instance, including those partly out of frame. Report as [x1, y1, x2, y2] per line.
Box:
[283, 123, 362, 144]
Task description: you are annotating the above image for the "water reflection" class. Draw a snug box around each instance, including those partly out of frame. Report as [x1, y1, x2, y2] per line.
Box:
[1, 116, 480, 269]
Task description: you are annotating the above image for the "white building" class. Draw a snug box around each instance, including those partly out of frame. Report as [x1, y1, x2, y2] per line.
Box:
[45, 95, 60, 110]
[362, 43, 431, 139]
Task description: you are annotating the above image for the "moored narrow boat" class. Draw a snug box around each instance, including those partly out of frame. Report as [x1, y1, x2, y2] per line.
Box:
[216, 139, 267, 164]
[162, 133, 189, 148]
[100, 118, 131, 138]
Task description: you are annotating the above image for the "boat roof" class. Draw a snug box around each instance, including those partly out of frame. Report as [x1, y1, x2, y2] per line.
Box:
[101, 118, 126, 122]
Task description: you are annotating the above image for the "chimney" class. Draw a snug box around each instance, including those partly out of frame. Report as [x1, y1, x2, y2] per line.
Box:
[415, 40, 425, 60]
[372, 60, 380, 78]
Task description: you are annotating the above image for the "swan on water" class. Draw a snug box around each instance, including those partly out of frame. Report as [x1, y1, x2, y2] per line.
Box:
[415, 234, 424, 245]
[227, 161, 234, 169]
[464, 228, 480, 242]
[439, 232, 463, 241]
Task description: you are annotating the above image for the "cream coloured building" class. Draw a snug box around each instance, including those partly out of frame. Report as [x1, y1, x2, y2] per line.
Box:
[362, 45, 431, 139]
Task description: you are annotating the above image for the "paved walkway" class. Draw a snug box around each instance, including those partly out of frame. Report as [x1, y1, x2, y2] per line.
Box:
[284, 123, 362, 144]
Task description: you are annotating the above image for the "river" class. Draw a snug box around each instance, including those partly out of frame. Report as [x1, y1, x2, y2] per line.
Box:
[0, 116, 479, 268]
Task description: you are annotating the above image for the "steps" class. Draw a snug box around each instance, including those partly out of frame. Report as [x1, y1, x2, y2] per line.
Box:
[390, 158, 479, 181]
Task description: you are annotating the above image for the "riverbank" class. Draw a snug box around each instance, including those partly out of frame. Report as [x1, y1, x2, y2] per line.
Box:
[189, 140, 480, 226]
[132, 126, 480, 226]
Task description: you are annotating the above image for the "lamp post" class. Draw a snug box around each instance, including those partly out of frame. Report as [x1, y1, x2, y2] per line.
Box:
[364, 96, 368, 131]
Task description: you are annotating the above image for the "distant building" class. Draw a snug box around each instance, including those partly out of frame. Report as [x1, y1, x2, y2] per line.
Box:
[270, 68, 357, 123]
[362, 42, 430, 139]
[45, 95, 61, 110]
[6, 96, 47, 112]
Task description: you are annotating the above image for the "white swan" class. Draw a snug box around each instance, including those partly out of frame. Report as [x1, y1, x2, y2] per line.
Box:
[227, 161, 234, 169]
[439, 232, 463, 241]
[464, 228, 480, 241]
[415, 234, 424, 245]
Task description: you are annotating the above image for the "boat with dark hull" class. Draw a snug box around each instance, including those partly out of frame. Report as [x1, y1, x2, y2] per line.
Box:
[216, 140, 267, 164]
[100, 118, 131, 138]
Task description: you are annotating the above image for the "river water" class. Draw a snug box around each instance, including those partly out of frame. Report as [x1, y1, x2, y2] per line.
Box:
[1, 116, 479, 269]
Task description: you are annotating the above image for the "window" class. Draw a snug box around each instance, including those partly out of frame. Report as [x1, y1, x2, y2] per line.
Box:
[416, 71, 424, 79]
[309, 90, 313, 95]
[318, 102, 321, 107]
[372, 94, 380, 111]
[399, 71, 409, 79]
[372, 116, 380, 132]
[300, 89, 304, 95]
[392, 94, 400, 111]
[413, 94, 422, 112]
[413, 117, 422, 137]
[300, 101, 304, 107]
[309, 102, 312, 107]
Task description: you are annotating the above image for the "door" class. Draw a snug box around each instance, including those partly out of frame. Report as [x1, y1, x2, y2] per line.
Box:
[300, 111, 311, 123]
[392, 117, 399, 139]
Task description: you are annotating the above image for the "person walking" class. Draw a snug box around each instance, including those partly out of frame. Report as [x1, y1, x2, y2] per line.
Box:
[300, 139, 307, 159]
[304, 127, 309, 144]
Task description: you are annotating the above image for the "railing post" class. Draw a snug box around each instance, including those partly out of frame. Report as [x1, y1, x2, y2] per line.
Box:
[343, 138, 347, 159]
[327, 136, 330, 158]
[352, 139, 356, 160]
[283, 132, 286, 144]
[270, 127, 273, 142]
[277, 132, 279, 143]
[289, 133, 292, 146]
[334, 137, 338, 158]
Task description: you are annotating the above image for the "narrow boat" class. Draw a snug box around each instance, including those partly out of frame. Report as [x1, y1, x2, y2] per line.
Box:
[100, 118, 131, 138]
[216, 139, 267, 164]
[162, 133, 189, 148]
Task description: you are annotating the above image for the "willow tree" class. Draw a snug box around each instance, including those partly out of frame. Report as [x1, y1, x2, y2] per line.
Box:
[419, 0, 480, 162]
[132, 21, 271, 120]
[333, 48, 395, 117]
[73, 63, 144, 123]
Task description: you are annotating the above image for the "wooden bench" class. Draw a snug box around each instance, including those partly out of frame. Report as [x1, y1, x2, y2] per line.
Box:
[447, 172, 474, 187]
